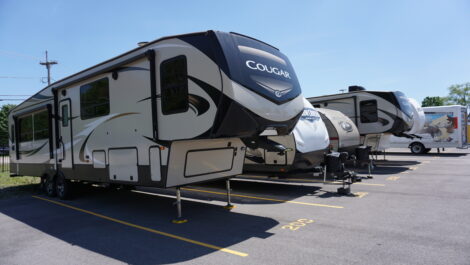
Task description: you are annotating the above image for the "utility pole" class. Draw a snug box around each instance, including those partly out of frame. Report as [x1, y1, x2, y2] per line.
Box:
[39, 51, 58, 85]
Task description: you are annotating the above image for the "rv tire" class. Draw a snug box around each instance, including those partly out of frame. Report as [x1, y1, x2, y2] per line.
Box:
[45, 175, 56, 197]
[56, 172, 72, 200]
[410, 143, 425, 154]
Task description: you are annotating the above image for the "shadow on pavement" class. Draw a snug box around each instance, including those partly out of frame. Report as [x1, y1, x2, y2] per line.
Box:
[0, 187, 277, 264]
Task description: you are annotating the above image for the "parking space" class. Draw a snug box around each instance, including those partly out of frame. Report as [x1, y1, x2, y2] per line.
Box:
[1, 148, 470, 265]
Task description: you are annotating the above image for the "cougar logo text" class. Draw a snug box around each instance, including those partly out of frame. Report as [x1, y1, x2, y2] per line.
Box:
[246, 60, 291, 79]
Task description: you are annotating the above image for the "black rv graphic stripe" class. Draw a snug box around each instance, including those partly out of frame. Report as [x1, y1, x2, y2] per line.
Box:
[187, 75, 221, 105]
[142, 136, 171, 148]
[188, 94, 210, 116]
[19, 141, 49, 157]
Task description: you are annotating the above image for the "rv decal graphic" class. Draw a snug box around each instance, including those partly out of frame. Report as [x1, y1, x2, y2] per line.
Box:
[188, 94, 210, 116]
[339, 121, 353, 132]
[77, 112, 139, 162]
[245, 60, 291, 79]
[300, 108, 320, 123]
[187, 76, 221, 105]
[420, 112, 457, 142]
[254, 80, 292, 98]
[19, 141, 48, 157]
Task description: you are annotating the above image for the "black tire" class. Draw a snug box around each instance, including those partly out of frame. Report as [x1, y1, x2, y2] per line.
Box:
[45, 176, 56, 197]
[410, 143, 425, 154]
[55, 172, 72, 200]
[423, 148, 431, 154]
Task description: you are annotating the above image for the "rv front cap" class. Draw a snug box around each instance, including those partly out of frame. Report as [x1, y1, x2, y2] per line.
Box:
[245, 60, 291, 79]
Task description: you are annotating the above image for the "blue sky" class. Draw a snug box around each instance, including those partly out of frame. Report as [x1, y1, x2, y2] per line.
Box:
[1, 0, 469, 107]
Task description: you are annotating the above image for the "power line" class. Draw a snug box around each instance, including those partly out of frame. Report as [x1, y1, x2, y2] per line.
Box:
[0, 95, 31, 96]
[0, 76, 39, 79]
[39, 51, 58, 85]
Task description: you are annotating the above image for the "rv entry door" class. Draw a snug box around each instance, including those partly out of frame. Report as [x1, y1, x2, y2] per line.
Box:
[59, 100, 73, 168]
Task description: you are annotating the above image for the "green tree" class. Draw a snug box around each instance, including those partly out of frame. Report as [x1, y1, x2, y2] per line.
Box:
[421, 96, 445, 107]
[446, 82, 470, 106]
[0, 104, 16, 147]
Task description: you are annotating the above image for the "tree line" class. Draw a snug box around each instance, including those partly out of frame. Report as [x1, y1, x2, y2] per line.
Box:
[422, 82, 470, 107]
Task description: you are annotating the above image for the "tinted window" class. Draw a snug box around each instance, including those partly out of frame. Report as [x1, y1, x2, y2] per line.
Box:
[360, 100, 378, 123]
[160, 56, 188, 115]
[33, 110, 49, 140]
[19, 115, 33, 142]
[217, 32, 301, 103]
[394, 91, 414, 119]
[80, 78, 110, 119]
[62, 105, 69, 127]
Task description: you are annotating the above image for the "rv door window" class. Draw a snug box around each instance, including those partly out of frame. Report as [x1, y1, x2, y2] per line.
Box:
[61, 105, 69, 127]
[19, 115, 33, 142]
[80, 78, 110, 120]
[33, 110, 50, 140]
[360, 100, 378, 123]
[160, 55, 188, 115]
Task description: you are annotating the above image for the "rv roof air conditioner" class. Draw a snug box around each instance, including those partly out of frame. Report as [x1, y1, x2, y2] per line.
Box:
[348, 86, 365, 92]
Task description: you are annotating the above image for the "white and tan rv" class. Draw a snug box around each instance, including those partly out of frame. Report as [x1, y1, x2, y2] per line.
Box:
[8, 31, 305, 219]
[307, 86, 414, 148]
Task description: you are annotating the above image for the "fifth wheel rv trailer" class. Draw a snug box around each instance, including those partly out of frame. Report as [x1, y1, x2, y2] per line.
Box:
[375, 97, 426, 152]
[388, 105, 468, 154]
[8, 31, 305, 221]
[307, 86, 414, 141]
[244, 98, 329, 173]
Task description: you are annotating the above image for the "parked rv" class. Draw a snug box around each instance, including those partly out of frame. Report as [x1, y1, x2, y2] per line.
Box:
[316, 108, 360, 154]
[307, 86, 414, 141]
[375, 97, 426, 152]
[388, 105, 468, 153]
[8, 31, 305, 220]
[244, 98, 329, 173]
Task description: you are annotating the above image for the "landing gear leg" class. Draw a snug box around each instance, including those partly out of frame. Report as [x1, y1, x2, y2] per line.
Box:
[172, 187, 187, 224]
[224, 179, 235, 210]
[367, 162, 373, 179]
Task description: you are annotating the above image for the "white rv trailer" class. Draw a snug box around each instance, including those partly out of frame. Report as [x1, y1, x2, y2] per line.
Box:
[8, 31, 305, 220]
[244, 98, 329, 173]
[388, 105, 468, 153]
[316, 108, 360, 154]
[375, 97, 426, 152]
[307, 86, 414, 146]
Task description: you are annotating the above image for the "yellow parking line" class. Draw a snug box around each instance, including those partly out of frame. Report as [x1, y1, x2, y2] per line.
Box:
[182, 188, 343, 209]
[239, 176, 385, 187]
[32, 196, 248, 257]
[353, 192, 368, 198]
[386, 176, 400, 181]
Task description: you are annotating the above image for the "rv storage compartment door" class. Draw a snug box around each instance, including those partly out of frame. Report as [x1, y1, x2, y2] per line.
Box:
[109, 148, 138, 182]
[185, 148, 234, 177]
[149, 147, 161, 181]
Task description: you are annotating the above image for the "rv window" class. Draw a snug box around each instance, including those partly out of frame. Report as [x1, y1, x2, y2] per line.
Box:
[19, 115, 33, 142]
[33, 110, 50, 140]
[62, 105, 69, 127]
[360, 100, 378, 123]
[80, 78, 110, 120]
[160, 56, 188, 115]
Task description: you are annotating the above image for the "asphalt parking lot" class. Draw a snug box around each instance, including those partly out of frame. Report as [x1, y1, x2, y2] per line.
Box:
[1, 148, 469, 265]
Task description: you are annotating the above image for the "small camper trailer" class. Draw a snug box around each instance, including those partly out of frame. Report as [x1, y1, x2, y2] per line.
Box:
[388, 105, 468, 153]
[307, 86, 414, 139]
[244, 98, 329, 173]
[8, 31, 305, 219]
[316, 108, 360, 154]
